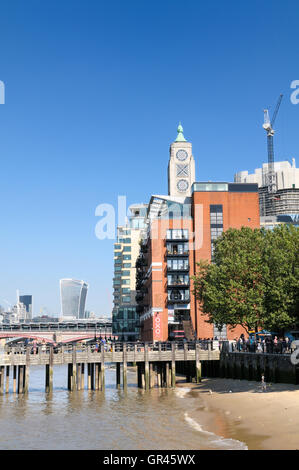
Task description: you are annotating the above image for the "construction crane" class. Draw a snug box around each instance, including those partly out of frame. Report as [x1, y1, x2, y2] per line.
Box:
[262, 94, 283, 195]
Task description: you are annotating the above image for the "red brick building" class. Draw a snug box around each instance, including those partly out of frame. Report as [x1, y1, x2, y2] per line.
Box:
[135, 126, 260, 341]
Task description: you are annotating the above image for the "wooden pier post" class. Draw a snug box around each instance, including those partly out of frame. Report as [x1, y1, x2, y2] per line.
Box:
[87, 363, 91, 389]
[67, 364, 72, 390]
[101, 345, 105, 390]
[157, 363, 162, 388]
[45, 346, 53, 394]
[0, 366, 4, 395]
[137, 363, 142, 388]
[144, 343, 149, 390]
[149, 363, 154, 389]
[165, 362, 170, 388]
[171, 343, 176, 388]
[91, 363, 95, 390]
[18, 366, 24, 394]
[13, 366, 17, 394]
[72, 345, 77, 391]
[5, 366, 10, 394]
[94, 363, 99, 390]
[123, 343, 127, 389]
[24, 348, 30, 394]
[116, 363, 121, 388]
[77, 363, 81, 391]
[195, 343, 202, 383]
[81, 363, 85, 389]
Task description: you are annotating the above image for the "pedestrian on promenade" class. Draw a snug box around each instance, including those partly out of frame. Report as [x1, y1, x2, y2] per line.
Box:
[273, 336, 279, 354]
[261, 374, 267, 392]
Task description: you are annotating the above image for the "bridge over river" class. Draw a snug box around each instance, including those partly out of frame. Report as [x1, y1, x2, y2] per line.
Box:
[0, 321, 114, 344]
[0, 341, 220, 395]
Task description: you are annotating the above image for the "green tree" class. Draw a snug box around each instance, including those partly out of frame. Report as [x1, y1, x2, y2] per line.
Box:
[263, 224, 299, 331]
[192, 225, 299, 334]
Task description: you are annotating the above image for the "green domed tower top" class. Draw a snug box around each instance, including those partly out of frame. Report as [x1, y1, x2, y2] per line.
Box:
[175, 122, 187, 142]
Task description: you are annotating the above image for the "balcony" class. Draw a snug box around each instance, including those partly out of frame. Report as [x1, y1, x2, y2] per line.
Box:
[166, 229, 189, 242]
[165, 241, 189, 256]
[166, 261, 189, 272]
[167, 289, 190, 304]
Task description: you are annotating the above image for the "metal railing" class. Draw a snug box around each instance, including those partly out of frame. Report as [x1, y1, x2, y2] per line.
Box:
[3, 340, 219, 356]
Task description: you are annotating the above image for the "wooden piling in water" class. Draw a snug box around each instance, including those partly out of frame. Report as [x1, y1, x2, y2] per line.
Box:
[87, 363, 91, 389]
[94, 363, 99, 390]
[18, 365, 24, 394]
[0, 366, 4, 395]
[116, 363, 121, 388]
[24, 348, 30, 394]
[81, 363, 85, 389]
[101, 346, 105, 390]
[45, 346, 53, 393]
[5, 366, 10, 394]
[123, 343, 127, 389]
[171, 343, 176, 388]
[166, 362, 170, 388]
[77, 363, 81, 391]
[91, 363, 95, 390]
[195, 343, 202, 383]
[13, 366, 17, 393]
[72, 345, 77, 391]
[144, 344, 149, 390]
[67, 364, 72, 390]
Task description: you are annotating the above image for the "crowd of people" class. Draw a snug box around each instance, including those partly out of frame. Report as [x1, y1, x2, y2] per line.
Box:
[231, 334, 293, 354]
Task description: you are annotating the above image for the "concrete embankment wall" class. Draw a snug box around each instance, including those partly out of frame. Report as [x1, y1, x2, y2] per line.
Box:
[176, 352, 299, 385]
[218, 352, 299, 385]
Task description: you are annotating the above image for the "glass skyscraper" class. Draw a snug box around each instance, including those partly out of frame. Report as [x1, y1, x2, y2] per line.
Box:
[60, 279, 89, 319]
[19, 295, 33, 321]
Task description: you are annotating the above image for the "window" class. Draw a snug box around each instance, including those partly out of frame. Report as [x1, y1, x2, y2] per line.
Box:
[114, 244, 121, 250]
[122, 279, 130, 285]
[123, 246, 131, 252]
[168, 289, 190, 301]
[122, 270, 130, 277]
[123, 263, 131, 268]
[122, 288, 131, 294]
[166, 242, 189, 255]
[122, 296, 131, 303]
[167, 274, 189, 285]
[210, 205, 223, 258]
[167, 259, 189, 270]
[166, 229, 188, 240]
[123, 255, 131, 260]
[115, 266, 122, 272]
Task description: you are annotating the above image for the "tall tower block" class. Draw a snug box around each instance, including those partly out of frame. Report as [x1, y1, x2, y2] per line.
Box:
[168, 123, 196, 197]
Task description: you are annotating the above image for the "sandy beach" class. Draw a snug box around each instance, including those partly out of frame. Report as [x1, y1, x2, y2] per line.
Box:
[176, 377, 299, 450]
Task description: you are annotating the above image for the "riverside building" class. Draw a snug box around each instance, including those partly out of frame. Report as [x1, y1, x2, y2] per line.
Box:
[112, 204, 148, 341]
[136, 124, 260, 342]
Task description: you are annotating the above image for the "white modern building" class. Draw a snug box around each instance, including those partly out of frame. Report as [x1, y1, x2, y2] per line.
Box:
[235, 159, 299, 216]
[234, 159, 299, 190]
[60, 279, 89, 320]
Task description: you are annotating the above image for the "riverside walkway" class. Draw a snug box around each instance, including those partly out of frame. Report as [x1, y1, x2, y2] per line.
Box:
[0, 341, 220, 394]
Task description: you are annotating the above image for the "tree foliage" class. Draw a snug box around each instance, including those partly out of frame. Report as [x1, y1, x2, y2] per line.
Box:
[192, 225, 299, 333]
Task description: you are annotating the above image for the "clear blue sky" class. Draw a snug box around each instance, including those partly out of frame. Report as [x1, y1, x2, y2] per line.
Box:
[0, 0, 298, 316]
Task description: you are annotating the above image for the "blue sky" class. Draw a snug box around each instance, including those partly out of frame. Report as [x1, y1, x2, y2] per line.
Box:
[0, 0, 298, 316]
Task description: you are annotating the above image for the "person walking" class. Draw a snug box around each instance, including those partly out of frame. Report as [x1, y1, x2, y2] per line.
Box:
[261, 374, 267, 392]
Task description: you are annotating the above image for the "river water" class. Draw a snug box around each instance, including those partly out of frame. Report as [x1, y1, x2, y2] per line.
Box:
[0, 365, 248, 450]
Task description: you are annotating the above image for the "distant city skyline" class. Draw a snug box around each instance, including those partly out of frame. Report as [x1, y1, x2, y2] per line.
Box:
[0, 0, 298, 315]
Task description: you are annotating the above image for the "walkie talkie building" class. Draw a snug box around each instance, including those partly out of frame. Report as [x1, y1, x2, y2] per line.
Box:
[60, 279, 89, 319]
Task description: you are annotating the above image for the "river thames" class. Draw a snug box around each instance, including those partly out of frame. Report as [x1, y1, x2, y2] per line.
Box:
[0, 364, 248, 450]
